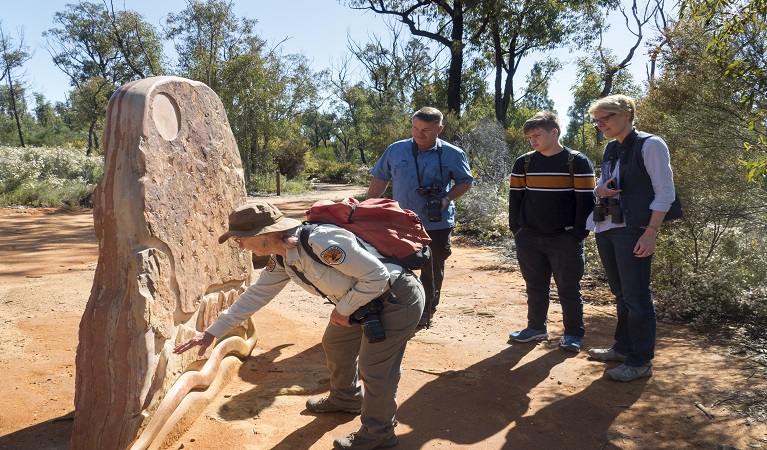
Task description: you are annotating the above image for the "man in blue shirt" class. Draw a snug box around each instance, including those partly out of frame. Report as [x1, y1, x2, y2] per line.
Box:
[367, 107, 474, 328]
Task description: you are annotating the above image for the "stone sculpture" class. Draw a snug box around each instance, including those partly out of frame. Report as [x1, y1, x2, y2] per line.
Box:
[71, 76, 258, 450]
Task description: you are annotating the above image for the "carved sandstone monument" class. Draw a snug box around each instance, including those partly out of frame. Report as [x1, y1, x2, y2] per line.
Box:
[71, 76, 258, 449]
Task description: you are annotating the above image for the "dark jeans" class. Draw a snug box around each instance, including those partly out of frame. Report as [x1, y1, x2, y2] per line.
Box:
[420, 227, 452, 319]
[595, 227, 656, 366]
[514, 230, 585, 337]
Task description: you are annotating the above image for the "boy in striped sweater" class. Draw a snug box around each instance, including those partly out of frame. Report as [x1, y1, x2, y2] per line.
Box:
[508, 111, 596, 352]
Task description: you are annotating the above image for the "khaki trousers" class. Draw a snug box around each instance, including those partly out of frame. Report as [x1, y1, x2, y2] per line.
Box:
[321, 270, 425, 439]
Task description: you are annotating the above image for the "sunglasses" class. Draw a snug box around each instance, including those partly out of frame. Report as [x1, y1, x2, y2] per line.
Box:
[591, 113, 616, 126]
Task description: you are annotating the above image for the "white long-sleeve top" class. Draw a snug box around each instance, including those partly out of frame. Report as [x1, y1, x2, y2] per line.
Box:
[206, 225, 397, 338]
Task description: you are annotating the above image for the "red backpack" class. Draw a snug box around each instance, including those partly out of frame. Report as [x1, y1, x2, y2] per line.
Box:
[303, 198, 432, 270]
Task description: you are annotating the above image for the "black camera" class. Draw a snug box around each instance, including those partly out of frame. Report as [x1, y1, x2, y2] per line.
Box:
[593, 198, 623, 223]
[350, 297, 386, 343]
[419, 184, 443, 222]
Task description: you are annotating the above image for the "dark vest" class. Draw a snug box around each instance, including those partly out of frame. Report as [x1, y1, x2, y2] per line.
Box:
[602, 130, 655, 227]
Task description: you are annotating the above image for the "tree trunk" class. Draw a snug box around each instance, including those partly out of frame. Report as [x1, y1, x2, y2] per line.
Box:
[358, 144, 367, 166]
[6, 70, 25, 147]
[244, 109, 251, 186]
[446, 1, 464, 117]
[87, 120, 97, 156]
[492, 22, 505, 126]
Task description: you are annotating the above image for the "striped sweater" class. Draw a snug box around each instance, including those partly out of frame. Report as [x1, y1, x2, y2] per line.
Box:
[508, 147, 596, 239]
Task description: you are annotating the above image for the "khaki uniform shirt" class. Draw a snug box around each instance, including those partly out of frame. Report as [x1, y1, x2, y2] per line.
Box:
[207, 225, 401, 338]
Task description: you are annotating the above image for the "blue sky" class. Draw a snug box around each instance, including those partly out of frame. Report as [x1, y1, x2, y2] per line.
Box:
[3, 0, 652, 130]
[2, 0, 387, 103]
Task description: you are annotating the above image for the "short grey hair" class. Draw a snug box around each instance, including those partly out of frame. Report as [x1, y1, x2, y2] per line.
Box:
[412, 107, 443, 125]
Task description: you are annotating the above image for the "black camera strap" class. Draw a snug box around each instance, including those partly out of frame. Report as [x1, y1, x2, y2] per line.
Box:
[274, 254, 330, 300]
[412, 139, 444, 190]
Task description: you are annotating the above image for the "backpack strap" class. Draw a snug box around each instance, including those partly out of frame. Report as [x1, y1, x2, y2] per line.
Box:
[299, 224, 324, 265]
[298, 224, 399, 294]
[300, 223, 409, 269]
[566, 148, 579, 179]
[524, 149, 579, 184]
[522, 150, 535, 178]
[275, 226, 329, 299]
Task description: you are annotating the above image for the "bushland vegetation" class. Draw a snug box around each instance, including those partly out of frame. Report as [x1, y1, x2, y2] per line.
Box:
[1, 1, 765, 343]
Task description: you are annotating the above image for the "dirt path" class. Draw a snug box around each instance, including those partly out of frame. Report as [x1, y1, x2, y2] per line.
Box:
[1, 185, 765, 449]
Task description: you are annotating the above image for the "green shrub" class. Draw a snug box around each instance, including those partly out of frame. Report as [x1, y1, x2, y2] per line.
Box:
[304, 158, 364, 184]
[274, 140, 309, 179]
[248, 175, 313, 197]
[454, 183, 511, 241]
[655, 270, 750, 327]
[0, 146, 103, 208]
[1, 178, 96, 207]
[653, 225, 767, 338]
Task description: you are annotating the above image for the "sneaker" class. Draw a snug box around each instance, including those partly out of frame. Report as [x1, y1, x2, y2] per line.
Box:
[588, 347, 627, 362]
[559, 335, 581, 352]
[605, 363, 653, 382]
[333, 432, 398, 450]
[509, 328, 549, 342]
[305, 397, 361, 414]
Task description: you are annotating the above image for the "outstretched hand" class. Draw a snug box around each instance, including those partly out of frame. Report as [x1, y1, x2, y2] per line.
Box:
[173, 331, 215, 357]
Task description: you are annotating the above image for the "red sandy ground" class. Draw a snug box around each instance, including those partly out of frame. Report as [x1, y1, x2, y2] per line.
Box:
[1, 185, 766, 449]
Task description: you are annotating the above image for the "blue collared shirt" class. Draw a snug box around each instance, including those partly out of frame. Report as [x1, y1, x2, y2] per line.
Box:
[370, 138, 474, 230]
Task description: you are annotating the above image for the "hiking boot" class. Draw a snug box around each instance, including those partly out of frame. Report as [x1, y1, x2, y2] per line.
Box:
[588, 347, 627, 362]
[559, 335, 581, 352]
[305, 397, 361, 414]
[333, 432, 398, 450]
[509, 328, 549, 342]
[605, 363, 653, 382]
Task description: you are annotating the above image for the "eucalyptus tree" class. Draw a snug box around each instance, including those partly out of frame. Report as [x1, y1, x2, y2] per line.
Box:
[518, 63, 556, 112]
[329, 62, 376, 165]
[302, 110, 336, 150]
[564, 53, 638, 157]
[637, 18, 767, 330]
[594, 0, 665, 98]
[0, 22, 32, 147]
[680, 0, 767, 186]
[218, 37, 321, 186]
[346, 28, 432, 161]
[103, 0, 163, 78]
[467, 0, 615, 127]
[343, 0, 473, 117]
[44, 1, 163, 153]
[165, 0, 254, 92]
[350, 37, 404, 107]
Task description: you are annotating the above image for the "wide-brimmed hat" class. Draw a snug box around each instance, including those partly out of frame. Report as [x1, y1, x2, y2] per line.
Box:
[218, 202, 302, 244]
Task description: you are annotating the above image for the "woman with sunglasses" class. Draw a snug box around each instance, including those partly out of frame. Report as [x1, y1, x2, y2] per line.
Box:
[586, 94, 677, 382]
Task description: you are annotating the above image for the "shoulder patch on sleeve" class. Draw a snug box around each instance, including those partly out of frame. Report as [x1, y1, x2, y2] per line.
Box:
[320, 245, 346, 265]
[265, 255, 277, 272]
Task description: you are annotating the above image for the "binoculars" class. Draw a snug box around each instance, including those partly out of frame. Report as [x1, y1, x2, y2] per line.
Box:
[593, 198, 623, 223]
